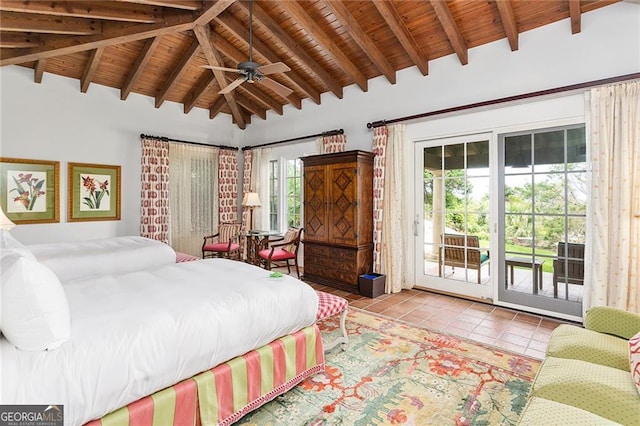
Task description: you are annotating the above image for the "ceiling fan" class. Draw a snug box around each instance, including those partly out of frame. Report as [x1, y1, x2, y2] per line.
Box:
[203, 0, 293, 98]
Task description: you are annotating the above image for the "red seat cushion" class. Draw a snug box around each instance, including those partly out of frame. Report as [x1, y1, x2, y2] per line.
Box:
[316, 291, 348, 320]
[203, 243, 240, 252]
[258, 248, 295, 261]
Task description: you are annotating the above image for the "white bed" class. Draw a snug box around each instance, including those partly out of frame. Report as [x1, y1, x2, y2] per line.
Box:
[1, 252, 318, 425]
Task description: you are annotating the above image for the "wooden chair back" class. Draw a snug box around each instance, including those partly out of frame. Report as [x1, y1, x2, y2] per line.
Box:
[439, 233, 489, 284]
[553, 242, 585, 285]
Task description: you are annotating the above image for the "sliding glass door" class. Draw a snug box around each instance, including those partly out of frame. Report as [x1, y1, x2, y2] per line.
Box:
[498, 125, 586, 317]
[413, 134, 493, 301]
[413, 125, 585, 318]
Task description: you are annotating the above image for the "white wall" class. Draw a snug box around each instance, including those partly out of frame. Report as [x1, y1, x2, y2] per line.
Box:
[1, 2, 638, 245]
[0, 66, 236, 244]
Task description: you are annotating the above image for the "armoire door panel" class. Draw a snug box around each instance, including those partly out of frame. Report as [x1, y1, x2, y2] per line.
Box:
[303, 165, 328, 242]
[329, 163, 358, 245]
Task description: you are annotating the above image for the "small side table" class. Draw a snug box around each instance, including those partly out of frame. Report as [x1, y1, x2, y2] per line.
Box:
[244, 230, 282, 265]
[505, 256, 545, 295]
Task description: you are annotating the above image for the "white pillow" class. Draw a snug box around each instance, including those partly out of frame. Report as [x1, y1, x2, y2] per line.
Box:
[0, 229, 36, 260]
[1, 253, 71, 351]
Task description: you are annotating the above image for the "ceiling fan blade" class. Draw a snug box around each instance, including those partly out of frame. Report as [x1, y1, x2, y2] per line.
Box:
[259, 77, 293, 98]
[219, 77, 246, 94]
[257, 62, 291, 75]
[202, 65, 244, 74]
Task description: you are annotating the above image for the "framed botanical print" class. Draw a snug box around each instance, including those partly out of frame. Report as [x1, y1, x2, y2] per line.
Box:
[68, 162, 121, 222]
[0, 157, 60, 224]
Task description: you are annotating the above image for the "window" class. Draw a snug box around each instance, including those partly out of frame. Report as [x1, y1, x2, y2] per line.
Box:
[268, 157, 303, 231]
[168, 143, 218, 257]
[286, 159, 302, 228]
[269, 160, 279, 230]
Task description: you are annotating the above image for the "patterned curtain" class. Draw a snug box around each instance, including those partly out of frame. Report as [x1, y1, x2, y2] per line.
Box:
[372, 126, 388, 273]
[218, 149, 239, 223]
[586, 80, 640, 313]
[140, 136, 170, 243]
[242, 150, 253, 232]
[322, 133, 347, 153]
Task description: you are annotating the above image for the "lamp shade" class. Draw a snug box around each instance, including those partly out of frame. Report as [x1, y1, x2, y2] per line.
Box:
[242, 192, 261, 207]
[0, 207, 15, 230]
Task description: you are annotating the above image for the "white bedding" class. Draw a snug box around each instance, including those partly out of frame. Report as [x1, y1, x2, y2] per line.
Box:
[0, 259, 318, 425]
[28, 236, 177, 282]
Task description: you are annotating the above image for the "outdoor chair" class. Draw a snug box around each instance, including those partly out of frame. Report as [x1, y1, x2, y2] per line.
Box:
[553, 242, 585, 299]
[439, 233, 490, 284]
[202, 222, 242, 260]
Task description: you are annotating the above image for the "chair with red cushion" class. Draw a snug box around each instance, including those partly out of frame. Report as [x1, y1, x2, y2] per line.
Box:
[202, 222, 242, 260]
[257, 227, 303, 278]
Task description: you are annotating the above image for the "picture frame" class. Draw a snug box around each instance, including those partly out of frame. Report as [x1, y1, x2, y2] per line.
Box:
[0, 157, 60, 224]
[68, 162, 121, 222]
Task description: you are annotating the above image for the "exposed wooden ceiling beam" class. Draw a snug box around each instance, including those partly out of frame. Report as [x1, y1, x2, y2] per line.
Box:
[80, 47, 104, 93]
[0, 1, 162, 24]
[0, 13, 189, 65]
[209, 96, 226, 119]
[113, 0, 202, 10]
[194, 24, 245, 129]
[184, 73, 216, 114]
[495, 0, 519, 51]
[121, 36, 162, 100]
[240, 1, 343, 100]
[0, 11, 102, 35]
[212, 36, 289, 114]
[0, 1, 229, 66]
[429, 0, 468, 65]
[569, 0, 582, 34]
[0, 32, 40, 48]
[279, 1, 368, 92]
[323, 0, 396, 85]
[194, 0, 235, 25]
[34, 59, 47, 83]
[372, 1, 429, 76]
[236, 93, 267, 121]
[155, 39, 200, 108]
[214, 13, 321, 105]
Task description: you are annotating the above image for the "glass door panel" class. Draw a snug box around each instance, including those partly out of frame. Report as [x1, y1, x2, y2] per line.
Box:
[415, 135, 492, 300]
[498, 125, 586, 318]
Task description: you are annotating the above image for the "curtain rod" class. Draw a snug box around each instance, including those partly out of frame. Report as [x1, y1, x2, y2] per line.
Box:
[140, 133, 238, 151]
[366, 72, 640, 129]
[241, 129, 344, 151]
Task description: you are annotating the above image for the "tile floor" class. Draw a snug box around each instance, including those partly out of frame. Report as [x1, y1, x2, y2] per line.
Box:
[308, 283, 575, 360]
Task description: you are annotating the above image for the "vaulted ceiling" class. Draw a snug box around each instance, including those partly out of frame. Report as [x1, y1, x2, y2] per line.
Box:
[0, 0, 619, 129]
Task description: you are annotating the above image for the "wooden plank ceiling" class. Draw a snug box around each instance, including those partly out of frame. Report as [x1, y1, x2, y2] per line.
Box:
[0, 0, 618, 130]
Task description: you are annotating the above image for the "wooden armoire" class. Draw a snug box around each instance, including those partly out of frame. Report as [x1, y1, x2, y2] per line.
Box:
[301, 150, 374, 293]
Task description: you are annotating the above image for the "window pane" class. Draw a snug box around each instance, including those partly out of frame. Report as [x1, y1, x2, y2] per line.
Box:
[467, 140, 489, 176]
[505, 134, 532, 174]
[505, 175, 532, 214]
[534, 174, 565, 214]
[269, 160, 279, 231]
[505, 213, 533, 254]
[534, 130, 564, 171]
[567, 127, 587, 167]
[567, 171, 587, 214]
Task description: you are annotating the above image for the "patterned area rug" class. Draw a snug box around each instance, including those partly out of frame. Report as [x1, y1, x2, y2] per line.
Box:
[237, 308, 540, 425]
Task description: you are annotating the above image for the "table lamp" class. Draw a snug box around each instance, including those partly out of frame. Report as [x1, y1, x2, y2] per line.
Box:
[242, 192, 261, 231]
